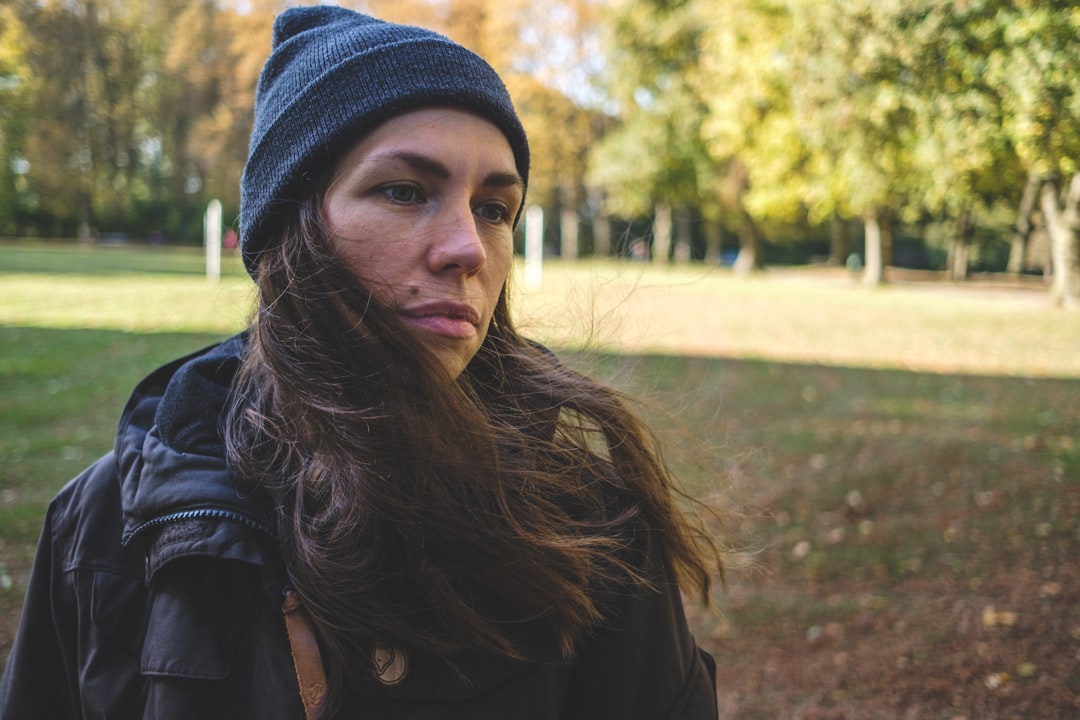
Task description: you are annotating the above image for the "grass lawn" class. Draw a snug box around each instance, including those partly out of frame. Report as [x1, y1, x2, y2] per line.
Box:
[2, 242, 1079, 717]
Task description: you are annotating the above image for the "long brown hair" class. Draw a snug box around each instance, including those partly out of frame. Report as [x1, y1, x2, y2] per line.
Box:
[225, 192, 720, 703]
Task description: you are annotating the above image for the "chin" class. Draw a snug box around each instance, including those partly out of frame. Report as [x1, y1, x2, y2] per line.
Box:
[433, 351, 471, 381]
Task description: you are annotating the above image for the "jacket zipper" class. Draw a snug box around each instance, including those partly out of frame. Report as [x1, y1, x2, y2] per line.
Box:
[123, 507, 277, 546]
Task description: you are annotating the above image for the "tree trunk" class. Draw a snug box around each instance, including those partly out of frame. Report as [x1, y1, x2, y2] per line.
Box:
[1008, 168, 1042, 274]
[1040, 173, 1080, 308]
[863, 209, 885, 285]
[727, 158, 763, 275]
[950, 237, 976, 280]
[703, 218, 722, 265]
[652, 201, 672, 264]
[733, 209, 764, 276]
[880, 208, 895, 268]
[77, 196, 93, 243]
[559, 207, 579, 259]
[949, 238, 969, 281]
[830, 213, 850, 265]
[948, 208, 972, 281]
[674, 205, 692, 264]
[592, 212, 611, 258]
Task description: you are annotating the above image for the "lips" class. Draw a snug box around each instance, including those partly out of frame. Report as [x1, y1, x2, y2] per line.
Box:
[399, 301, 481, 339]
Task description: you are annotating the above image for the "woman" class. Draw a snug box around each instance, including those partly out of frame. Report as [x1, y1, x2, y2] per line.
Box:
[0, 6, 720, 718]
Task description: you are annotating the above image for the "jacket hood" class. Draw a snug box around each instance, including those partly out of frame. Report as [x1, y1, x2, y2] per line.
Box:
[115, 334, 277, 578]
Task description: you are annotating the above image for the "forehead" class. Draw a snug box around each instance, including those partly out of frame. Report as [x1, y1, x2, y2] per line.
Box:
[334, 107, 518, 172]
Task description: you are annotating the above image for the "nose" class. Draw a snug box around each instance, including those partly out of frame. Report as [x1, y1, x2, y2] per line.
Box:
[427, 203, 486, 275]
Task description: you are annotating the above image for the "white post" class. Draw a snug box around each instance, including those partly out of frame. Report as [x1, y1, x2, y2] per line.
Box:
[524, 204, 543, 290]
[204, 199, 222, 284]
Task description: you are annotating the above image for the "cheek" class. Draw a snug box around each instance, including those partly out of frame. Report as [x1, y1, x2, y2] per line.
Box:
[331, 237, 408, 301]
[487, 239, 514, 288]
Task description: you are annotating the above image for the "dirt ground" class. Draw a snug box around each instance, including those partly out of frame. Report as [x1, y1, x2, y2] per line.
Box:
[694, 564, 1080, 719]
[669, 343, 1080, 719]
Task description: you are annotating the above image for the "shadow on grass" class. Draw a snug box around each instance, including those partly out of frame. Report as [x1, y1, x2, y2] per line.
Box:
[564, 351, 1079, 718]
[2, 325, 1078, 717]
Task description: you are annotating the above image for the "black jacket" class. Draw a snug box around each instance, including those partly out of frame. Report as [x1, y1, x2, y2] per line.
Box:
[0, 337, 718, 719]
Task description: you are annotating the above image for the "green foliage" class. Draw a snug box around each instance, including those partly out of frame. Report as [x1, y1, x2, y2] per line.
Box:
[0, 4, 34, 236]
[588, 0, 720, 219]
[986, 1, 1080, 177]
[593, 0, 1080, 275]
[696, 0, 813, 221]
[5, 0, 1080, 280]
[0, 0, 278, 242]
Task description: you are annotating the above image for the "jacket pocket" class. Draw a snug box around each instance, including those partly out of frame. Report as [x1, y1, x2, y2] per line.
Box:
[139, 563, 242, 680]
[82, 569, 151, 713]
[90, 568, 149, 656]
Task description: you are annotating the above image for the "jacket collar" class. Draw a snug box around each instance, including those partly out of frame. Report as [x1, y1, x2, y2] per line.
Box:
[115, 334, 278, 580]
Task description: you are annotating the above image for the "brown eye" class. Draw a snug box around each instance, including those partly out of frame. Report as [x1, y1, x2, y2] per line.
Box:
[381, 184, 423, 204]
[475, 202, 510, 223]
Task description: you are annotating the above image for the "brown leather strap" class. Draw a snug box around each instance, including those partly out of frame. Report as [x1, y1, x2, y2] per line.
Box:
[282, 590, 328, 720]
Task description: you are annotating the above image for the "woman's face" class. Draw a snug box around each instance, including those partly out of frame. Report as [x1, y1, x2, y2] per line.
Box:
[323, 108, 524, 379]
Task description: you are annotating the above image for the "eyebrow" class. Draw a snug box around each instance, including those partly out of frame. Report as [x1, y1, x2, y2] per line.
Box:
[367, 150, 524, 192]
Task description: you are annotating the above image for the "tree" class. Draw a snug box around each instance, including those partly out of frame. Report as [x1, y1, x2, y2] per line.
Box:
[588, 0, 720, 264]
[0, 3, 34, 235]
[695, 0, 805, 273]
[152, 0, 278, 237]
[704, 0, 1023, 285]
[784, 0, 932, 284]
[17, 0, 151, 238]
[707, 0, 1075, 295]
[986, 1, 1080, 306]
[876, 1, 1025, 280]
[498, 0, 607, 258]
[3, 0, 281, 241]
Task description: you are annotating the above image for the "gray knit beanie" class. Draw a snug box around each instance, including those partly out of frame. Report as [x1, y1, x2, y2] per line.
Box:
[239, 5, 530, 275]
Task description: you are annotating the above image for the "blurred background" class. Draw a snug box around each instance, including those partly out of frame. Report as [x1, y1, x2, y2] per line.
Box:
[1, 0, 1079, 302]
[2, 2, 1079, 718]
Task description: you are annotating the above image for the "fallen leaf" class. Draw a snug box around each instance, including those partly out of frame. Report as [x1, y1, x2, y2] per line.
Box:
[1039, 582, 1062, 598]
[982, 606, 1018, 628]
